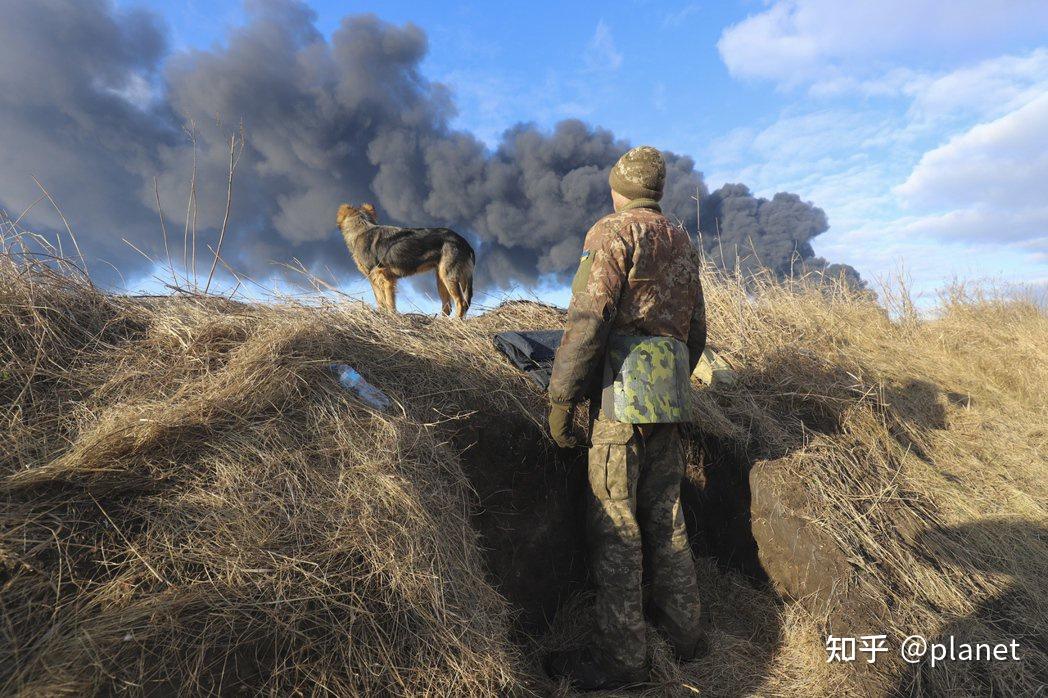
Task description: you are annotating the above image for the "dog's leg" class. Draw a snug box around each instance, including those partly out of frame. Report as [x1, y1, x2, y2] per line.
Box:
[435, 269, 452, 316]
[369, 269, 392, 312]
[447, 281, 466, 319]
[368, 278, 385, 311]
[457, 266, 473, 318]
[446, 260, 473, 318]
[386, 277, 398, 312]
[440, 254, 470, 318]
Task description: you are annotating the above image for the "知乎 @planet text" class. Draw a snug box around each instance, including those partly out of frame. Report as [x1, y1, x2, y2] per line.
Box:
[825, 634, 1022, 666]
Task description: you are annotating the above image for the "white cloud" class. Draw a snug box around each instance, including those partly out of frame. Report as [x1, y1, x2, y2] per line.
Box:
[101, 73, 159, 109]
[895, 93, 1048, 250]
[662, 3, 702, 29]
[897, 93, 1048, 209]
[819, 214, 1048, 299]
[717, 0, 1048, 89]
[900, 208, 1048, 249]
[750, 109, 892, 159]
[653, 81, 667, 112]
[585, 20, 623, 72]
[436, 18, 637, 147]
[705, 107, 907, 203]
[703, 3, 1048, 295]
[906, 48, 1048, 126]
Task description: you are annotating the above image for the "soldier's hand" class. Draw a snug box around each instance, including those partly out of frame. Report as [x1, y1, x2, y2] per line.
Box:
[548, 400, 580, 449]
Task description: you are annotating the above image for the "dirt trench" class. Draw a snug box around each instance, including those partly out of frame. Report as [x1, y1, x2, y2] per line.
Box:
[449, 414, 770, 631]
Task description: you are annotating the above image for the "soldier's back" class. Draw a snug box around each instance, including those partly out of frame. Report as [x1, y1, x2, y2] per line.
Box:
[596, 206, 701, 342]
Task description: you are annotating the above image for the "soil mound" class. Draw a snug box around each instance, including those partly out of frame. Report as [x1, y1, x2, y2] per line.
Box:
[2, 254, 1045, 696]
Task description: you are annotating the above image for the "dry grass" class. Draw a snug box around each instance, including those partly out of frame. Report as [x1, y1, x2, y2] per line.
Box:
[1, 245, 1045, 696]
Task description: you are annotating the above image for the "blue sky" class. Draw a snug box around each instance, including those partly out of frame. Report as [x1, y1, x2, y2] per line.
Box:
[121, 0, 1048, 306]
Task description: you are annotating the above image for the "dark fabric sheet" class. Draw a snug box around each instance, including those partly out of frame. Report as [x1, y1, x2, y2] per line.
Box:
[492, 330, 563, 391]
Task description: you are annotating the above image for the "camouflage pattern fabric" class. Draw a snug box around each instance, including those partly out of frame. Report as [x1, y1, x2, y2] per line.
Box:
[587, 416, 704, 671]
[603, 335, 691, 423]
[548, 200, 706, 406]
[692, 346, 737, 387]
[608, 145, 666, 201]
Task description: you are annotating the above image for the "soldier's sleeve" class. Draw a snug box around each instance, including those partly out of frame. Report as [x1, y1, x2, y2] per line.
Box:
[686, 275, 707, 374]
[548, 221, 631, 404]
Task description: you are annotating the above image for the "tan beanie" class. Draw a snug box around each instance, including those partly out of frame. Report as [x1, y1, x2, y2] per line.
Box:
[608, 146, 666, 201]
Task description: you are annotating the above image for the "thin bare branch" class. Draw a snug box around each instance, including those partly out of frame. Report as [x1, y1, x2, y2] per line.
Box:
[182, 122, 197, 288]
[31, 175, 91, 283]
[204, 127, 244, 294]
[154, 176, 178, 285]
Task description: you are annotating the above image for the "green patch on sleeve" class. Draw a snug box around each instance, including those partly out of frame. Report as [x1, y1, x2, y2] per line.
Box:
[571, 251, 593, 296]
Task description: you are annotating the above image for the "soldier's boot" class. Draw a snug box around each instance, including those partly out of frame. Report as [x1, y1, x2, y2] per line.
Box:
[545, 647, 648, 691]
[649, 602, 710, 662]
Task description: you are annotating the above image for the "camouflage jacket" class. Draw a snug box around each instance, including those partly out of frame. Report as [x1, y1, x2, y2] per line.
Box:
[548, 199, 706, 409]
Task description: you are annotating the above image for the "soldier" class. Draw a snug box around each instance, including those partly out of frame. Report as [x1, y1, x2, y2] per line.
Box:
[546, 146, 708, 690]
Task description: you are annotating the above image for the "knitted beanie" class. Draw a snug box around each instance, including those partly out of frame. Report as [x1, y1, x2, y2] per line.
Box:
[608, 146, 666, 200]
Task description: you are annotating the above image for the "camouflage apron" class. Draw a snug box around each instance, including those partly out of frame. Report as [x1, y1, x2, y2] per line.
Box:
[600, 334, 691, 423]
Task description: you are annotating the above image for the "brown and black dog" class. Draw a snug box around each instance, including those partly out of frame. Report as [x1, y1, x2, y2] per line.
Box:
[337, 203, 475, 317]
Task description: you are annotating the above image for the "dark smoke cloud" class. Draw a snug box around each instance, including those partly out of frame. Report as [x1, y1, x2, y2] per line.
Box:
[0, 0, 177, 277]
[0, 0, 861, 290]
[699, 184, 864, 286]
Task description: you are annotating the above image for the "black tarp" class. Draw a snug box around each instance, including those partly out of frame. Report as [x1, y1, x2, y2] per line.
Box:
[492, 330, 563, 391]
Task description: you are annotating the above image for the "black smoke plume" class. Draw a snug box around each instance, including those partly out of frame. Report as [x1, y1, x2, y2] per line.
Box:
[0, 0, 862, 291]
[699, 184, 864, 286]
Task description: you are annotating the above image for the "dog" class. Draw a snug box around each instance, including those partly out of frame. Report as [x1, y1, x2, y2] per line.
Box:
[337, 203, 475, 317]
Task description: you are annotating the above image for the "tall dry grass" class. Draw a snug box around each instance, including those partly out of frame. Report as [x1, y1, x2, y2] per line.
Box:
[1, 242, 1045, 696]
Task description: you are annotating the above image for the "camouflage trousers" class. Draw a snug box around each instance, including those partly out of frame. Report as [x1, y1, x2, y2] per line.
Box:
[586, 416, 704, 672]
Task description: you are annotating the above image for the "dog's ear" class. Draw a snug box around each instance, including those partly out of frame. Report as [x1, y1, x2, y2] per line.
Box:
[336, 203, 354, 227]
[360, 203, 377, 222]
